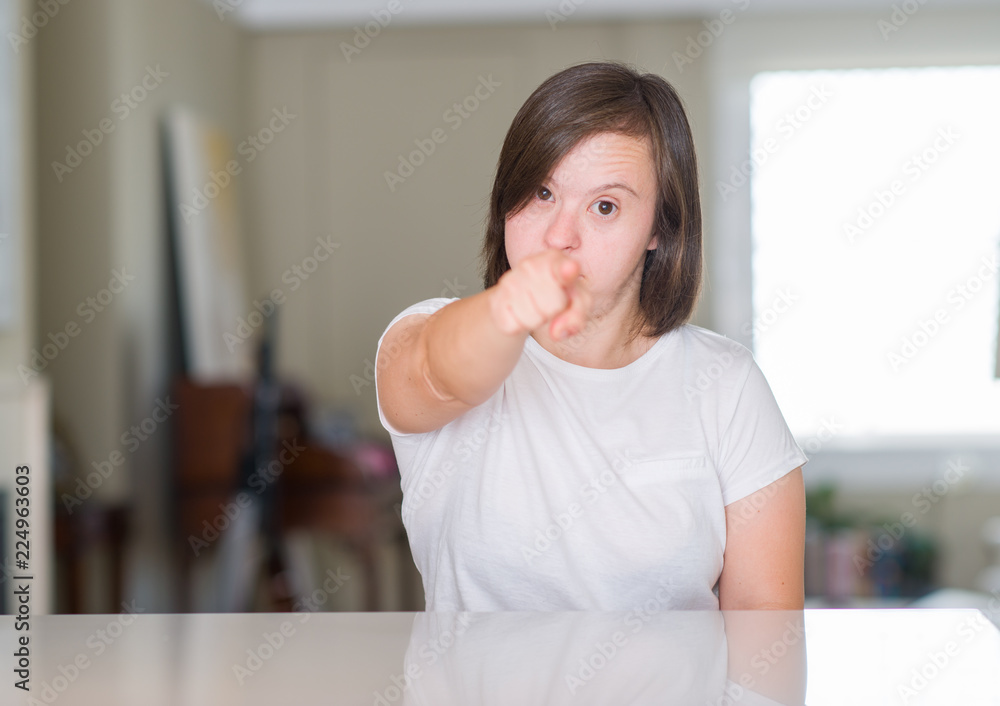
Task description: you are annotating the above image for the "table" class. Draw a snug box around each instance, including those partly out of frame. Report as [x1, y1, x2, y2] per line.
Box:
[2, 609, 999, 704]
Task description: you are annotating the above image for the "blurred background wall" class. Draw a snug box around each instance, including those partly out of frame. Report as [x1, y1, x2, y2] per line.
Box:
[32, 0, 245, 612]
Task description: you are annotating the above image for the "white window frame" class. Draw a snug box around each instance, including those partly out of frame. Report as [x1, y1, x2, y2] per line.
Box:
[705, 13, 1000, 489]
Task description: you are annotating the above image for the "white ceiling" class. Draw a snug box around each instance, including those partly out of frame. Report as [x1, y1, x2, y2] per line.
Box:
[218, 0, 1000, 30]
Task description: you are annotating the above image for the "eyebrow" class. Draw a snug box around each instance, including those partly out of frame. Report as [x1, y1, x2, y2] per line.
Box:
[545, 177, 640, 199]
[591, 182, 639, 199]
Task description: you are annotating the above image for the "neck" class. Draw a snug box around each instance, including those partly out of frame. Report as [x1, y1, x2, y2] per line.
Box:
[532, 309, 654, 369]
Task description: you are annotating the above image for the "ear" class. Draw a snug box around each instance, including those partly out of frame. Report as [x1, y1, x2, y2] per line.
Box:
[646, 232, 658, 251]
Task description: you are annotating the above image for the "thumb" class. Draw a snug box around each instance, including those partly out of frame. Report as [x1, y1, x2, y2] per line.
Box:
[554, 255, 580, 286]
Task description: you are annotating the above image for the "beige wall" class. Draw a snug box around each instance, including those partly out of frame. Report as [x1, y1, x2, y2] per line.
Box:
[34, 0, 244, 610]
[35, 0, 119, 502]
[0, 0, 35, 369]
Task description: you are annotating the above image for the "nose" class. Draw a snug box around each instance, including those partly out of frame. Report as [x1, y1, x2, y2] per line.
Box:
[542, 202, 581, 251]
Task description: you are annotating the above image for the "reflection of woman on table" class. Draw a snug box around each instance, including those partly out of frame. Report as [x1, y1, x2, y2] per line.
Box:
[390, 610, 806, 705]
[376, 61, 808, 611]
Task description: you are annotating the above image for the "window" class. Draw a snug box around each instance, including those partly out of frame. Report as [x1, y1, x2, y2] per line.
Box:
[748, 66, 1000, 445]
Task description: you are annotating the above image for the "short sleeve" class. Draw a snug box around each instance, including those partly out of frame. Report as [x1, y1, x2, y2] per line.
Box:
[717, 357, 808, 506]
[375, 297, 459, 438]
[721, 680, 795, 706]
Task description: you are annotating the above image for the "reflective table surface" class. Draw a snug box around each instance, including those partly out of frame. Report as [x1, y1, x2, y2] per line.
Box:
[2, 609, 999, 705]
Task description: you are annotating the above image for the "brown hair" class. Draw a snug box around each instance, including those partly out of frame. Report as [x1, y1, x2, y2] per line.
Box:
[479, 60, 703, 345]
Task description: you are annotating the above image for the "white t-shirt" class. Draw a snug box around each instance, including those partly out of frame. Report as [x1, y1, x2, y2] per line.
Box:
[375, 297, 809, 611]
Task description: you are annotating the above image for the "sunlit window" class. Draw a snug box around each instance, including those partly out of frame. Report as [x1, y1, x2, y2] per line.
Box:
[748, 66, 1000, 443]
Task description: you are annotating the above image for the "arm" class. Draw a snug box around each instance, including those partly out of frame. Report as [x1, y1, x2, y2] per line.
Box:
[376, 290, 528, 434]
[377, 250, 590, 435]
[717, 466, 806, 610]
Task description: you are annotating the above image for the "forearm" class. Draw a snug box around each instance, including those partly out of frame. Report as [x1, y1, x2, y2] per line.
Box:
[420, 287, 528, 407]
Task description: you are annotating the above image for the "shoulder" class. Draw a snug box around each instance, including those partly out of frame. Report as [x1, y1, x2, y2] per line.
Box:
[674, 324, 753, 367]
[388, 296, 459, 324]
[668, 324, 757, 403]
[379, 297, 460, 341]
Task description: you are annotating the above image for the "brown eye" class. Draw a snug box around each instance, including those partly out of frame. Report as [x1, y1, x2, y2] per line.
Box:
[536, 186, 552, 200]
[593, 200, 617, 216]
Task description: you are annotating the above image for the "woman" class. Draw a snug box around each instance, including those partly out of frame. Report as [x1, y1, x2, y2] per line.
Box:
[375, 61, 808, 611]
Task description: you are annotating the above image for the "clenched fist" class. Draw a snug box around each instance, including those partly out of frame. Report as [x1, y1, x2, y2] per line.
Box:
[489, 249, 593, 341]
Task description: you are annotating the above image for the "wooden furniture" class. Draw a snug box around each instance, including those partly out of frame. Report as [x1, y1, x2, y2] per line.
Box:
[171, 376, 408, 612]
[171, 377, 252, 612]
[53, 503, 128, 614]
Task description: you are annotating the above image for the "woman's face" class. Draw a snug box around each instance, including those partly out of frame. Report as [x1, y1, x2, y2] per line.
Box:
[504, 131, 659, 317]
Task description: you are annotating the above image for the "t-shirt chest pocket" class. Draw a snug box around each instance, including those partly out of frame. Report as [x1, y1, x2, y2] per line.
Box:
[618, 455, 708, 486]
[591, 452, 724, 577]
